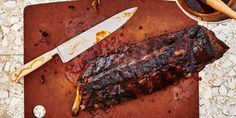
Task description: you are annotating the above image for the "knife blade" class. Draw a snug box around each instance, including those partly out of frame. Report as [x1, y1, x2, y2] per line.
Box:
[10, 7, 138, 83]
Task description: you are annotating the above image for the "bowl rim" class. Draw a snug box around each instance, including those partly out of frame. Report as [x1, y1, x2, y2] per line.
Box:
[175, 0, 234, 23]
[177, 0, 234, 16]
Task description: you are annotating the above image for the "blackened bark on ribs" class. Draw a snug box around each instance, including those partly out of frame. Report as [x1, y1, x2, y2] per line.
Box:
[77, 26, 228, 111]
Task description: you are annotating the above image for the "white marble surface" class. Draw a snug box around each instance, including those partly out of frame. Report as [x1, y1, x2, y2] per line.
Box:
[199, 21, 236, 118]
[0, 0, 235, 118]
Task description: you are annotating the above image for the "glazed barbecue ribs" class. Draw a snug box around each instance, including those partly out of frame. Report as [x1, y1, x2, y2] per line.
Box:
[67, 26, 229, 111]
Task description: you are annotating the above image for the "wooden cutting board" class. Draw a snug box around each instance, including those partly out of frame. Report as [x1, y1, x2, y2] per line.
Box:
[24, 0, 198, 117]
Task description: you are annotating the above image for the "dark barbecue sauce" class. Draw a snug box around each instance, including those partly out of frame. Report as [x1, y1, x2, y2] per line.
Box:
[184, 0, 230, 14]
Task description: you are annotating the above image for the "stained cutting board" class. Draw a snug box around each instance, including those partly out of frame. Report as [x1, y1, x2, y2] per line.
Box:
[24, 0, 198, 117]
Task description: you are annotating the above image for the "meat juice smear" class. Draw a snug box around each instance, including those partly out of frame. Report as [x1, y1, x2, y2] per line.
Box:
[171, 73, 200, 101]
[65, 25, 229, 114]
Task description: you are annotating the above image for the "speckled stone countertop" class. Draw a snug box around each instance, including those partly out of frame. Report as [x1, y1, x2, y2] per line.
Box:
[0, 0, 235, 118]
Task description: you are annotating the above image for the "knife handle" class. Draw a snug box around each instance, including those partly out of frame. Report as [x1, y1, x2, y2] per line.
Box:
[10, 49, 58, 83]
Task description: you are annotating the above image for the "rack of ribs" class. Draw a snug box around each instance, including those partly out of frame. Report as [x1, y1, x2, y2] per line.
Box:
[66, 25, 229, 112]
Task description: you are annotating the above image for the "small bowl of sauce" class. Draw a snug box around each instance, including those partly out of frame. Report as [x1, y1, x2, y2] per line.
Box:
[176, 0, 236, 22]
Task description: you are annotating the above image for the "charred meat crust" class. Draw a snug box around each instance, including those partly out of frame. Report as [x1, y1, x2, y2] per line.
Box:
[74, 26, 229, 111]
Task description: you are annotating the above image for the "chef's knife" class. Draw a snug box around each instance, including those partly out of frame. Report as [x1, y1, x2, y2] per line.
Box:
[10, 7, 138, 83]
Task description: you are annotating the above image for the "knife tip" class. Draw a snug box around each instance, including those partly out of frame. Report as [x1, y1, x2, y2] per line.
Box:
[131, 7, 138, 12]
[124, 7, 138, 18]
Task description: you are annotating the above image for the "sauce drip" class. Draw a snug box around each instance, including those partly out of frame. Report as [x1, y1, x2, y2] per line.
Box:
[184, 0, 230, 14]
[96, 31, 111, 43]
